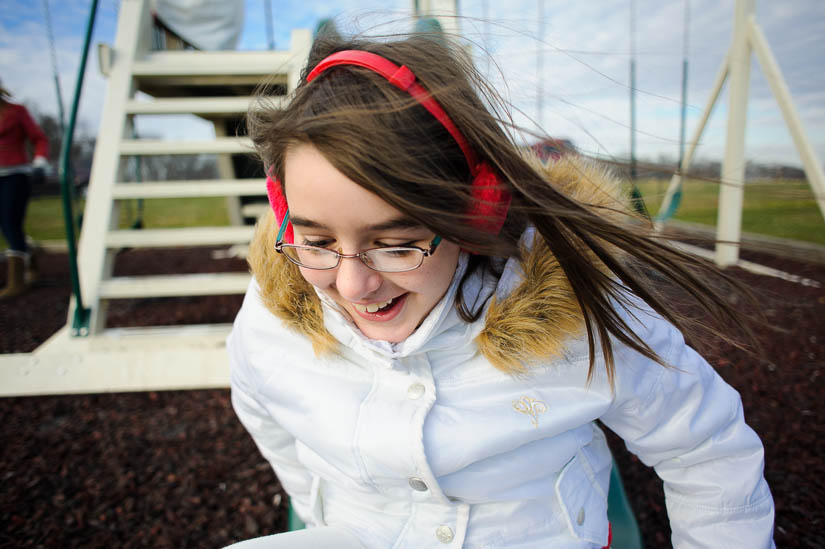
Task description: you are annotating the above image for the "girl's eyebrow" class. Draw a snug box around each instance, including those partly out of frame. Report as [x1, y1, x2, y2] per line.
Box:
[289, 216, 328, 229]
[367, 217, 424, 232]
[289, 215, 424, 232]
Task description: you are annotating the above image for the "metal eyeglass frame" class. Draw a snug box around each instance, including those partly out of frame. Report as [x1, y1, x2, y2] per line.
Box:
[273, 209, 443, 273]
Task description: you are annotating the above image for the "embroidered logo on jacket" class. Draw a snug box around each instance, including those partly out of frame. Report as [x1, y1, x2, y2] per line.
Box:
[512, 396, 548, 428]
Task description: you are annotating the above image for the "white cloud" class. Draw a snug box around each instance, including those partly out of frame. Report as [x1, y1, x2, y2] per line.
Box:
[1, 0, 823, 167]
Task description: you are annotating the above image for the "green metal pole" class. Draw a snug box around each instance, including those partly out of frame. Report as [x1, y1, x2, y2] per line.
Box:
[59, 0, 99, 336]
[668, 0, 690, 218]
[629, 0, 637, 183]
[627, 0, 648, 218]
[264, 0, 275, 50]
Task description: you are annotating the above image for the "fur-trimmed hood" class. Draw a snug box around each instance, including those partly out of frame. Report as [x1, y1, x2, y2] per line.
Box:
[247, 157, 632, 374]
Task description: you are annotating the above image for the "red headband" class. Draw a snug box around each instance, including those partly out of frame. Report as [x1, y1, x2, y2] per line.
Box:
[267, 49, 511, 243]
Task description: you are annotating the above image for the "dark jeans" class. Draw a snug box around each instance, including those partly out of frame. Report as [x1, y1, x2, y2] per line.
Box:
[0, 173, 31, 253]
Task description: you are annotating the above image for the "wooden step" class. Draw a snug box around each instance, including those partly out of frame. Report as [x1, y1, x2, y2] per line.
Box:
[106, 226, 254, 248]
[99, 272, 250, 299]
[0, 325, 234, 397]
[125, 96, 287, 116]
[132, 50, 292, 77]
[126, 97, 253, 116]
[119, 137, 253, 155]
[98, 323, 233, 341]
[112, 179, 265, 199]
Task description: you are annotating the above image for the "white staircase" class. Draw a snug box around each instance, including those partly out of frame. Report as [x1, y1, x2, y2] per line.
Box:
[0, 0, 311, 396]
[77, 0, 310, 335]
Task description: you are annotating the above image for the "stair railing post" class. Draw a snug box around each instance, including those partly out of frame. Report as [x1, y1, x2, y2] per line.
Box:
[59, 0, 101, 336]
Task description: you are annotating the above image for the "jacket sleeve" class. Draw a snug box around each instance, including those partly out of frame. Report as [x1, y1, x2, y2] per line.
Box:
[228, 319, 316, 525]
[17, 105, 49, 160]
[599, 309, 775, 548]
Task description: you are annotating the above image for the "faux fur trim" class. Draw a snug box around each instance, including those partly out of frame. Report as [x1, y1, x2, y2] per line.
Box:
[476, 235, 582, 373]
[248, 211, 337, 356]
[476, 156, 632, 374]
[246, 156, 631, 372]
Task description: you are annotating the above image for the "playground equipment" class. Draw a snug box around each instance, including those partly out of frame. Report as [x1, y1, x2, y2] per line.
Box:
[1, 0, 311, 395]
[657, 0, 825, 267]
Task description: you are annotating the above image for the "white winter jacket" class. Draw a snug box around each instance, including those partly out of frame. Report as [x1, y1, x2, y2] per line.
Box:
[228, 162, 774, 548]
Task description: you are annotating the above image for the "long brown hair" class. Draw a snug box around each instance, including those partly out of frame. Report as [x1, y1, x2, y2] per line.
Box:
[248, 33, 758, 385]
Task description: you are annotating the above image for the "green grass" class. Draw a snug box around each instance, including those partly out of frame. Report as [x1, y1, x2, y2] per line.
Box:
[116, 197, 231, 228]
[634, 178, 825, 246]
[1, 196, 232, 248]
[23, 196, 74, 241]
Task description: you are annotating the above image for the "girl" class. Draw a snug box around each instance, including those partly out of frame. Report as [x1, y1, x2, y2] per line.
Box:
[228, 34, 774, 548]
[0, 78, 49, 299]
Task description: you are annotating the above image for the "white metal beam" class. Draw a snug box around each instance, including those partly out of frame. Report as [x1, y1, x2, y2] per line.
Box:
[747, 17, 825, 223]
[715, 0, 754, 267]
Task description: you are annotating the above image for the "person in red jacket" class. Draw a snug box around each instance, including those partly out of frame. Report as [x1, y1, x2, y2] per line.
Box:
[0, 78, 49, 299]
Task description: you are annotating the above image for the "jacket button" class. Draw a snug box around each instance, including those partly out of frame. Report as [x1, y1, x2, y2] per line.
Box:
[577, 507, 585, 525]
[435, 525, 454, 543]
[408, 477, 428, 491]
[407, 383, 426, 400]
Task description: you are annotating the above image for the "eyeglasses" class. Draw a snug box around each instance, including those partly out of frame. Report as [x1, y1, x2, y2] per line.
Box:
[274, 211, 442, 273]
[275, 237, 442, 272]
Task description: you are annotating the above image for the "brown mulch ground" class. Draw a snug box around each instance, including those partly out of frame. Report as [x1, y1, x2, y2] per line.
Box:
[1, 245, 823, 548]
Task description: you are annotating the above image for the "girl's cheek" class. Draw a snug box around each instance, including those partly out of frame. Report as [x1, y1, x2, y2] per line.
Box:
[299, 267, 333, 289]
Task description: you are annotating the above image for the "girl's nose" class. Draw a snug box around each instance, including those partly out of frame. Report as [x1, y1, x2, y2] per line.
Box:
[333, 255, 383, 302]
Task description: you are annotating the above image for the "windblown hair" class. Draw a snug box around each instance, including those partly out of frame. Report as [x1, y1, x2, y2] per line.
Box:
[247, 32, 758, 386]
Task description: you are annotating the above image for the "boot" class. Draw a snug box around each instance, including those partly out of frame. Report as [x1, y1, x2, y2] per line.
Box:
[0, 252, 27, 299]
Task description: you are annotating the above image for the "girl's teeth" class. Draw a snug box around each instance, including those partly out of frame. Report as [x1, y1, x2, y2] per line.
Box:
[355, 298, 393, 313]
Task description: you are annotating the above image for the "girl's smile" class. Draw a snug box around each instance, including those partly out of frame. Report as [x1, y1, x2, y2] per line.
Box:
[283, 144, 460, 343]
[350, 293, 408, 322]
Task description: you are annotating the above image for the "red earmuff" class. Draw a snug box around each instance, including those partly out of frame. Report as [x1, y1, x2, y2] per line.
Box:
[267, 49, 511, 244]
[266, 172, 292, 243]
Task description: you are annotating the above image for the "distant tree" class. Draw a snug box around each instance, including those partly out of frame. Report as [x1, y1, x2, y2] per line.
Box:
[26, 106, 96, 192]
[33, 111, 63, 167]
[119, 154, 219, 182]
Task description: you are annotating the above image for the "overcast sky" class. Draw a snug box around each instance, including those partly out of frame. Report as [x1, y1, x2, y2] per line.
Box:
[1, 0, 823, 168]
